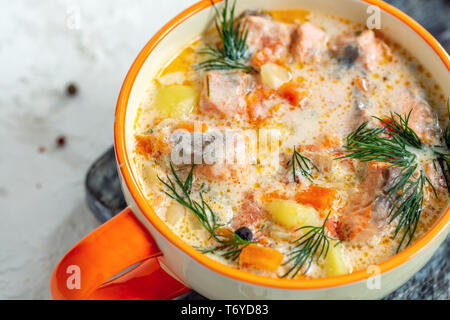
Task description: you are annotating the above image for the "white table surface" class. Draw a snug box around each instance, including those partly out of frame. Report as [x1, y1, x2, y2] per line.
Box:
[0, 0, 196, 299]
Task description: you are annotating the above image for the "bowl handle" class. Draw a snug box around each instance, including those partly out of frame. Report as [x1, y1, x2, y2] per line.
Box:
[50, 207, 190, 299]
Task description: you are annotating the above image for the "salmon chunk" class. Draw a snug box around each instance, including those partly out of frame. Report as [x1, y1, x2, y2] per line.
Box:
[423, 162, 447, 194]
[200, 71, 249, 118]
[355, 30, 387, 71]
[291, 22, 326, 63]
[331, 30, 390, 71]
[386, 86, 440, 144]
[298, 144, 334, 174]
[243, 15, 327, 67]
[135, 134, 160, 159]
[243, 15, 294, 53]
[232, 191, 264, 229]
[250, 46, 286, 69]
[405, 100, 440, 145]
[245, 89, 270, 121]
[337, 163, 390, 241]
[190, 129, 251, 181]
[243, 15, 294, 68]
[135, 129, 172, 159]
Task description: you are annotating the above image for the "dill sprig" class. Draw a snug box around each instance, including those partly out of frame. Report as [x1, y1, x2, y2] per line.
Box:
[195, 0, 256, 73]
[433, 99, 450, 193]
[158, 162, 254, 260]
[340, 111, 436, 252]
[388, 168, 428, 251]
[200, 226, 254, 260]
[444, 99, 450, 149]
[436, 156, 450, 192]
[376, 111, 422, 149]
[339, 111, 420, 168]
[291, 147, 319, 183]
[282, 212, 339, 278]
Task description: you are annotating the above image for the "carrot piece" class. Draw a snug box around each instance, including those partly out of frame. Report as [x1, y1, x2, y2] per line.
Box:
[239, 244, 284, 272]
[295, 185, 338, 212]
[178, 121, 208, 133]
[379, 117, 392, 126]
[354, 76, 369, 92]
[278, 82, 307, 106]
[135, 135, 156, 159]
[135, 133, 171, 159]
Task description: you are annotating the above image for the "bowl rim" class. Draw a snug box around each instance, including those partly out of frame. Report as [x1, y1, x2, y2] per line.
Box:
[114, 0, 450, 290]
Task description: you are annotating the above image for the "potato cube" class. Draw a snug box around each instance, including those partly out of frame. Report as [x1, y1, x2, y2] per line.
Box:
[260, 62, 292, 89]
[155, 85, 199, 118]
[265, 199, 321, 229]
[165, 201, 185, 226]
[324, 241, 348, 277]
[137, 163, 161, 191]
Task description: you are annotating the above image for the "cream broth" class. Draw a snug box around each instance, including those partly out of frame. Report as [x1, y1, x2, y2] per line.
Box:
[131, 8, 448, 279]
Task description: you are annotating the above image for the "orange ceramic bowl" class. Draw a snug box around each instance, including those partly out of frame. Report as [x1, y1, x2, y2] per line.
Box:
[51, 0, 450, 299]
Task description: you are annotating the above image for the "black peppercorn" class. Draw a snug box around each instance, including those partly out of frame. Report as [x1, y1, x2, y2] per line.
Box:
[56, 135, 66, 148]
[66, 83, 78, 96]
[234, 226, 253, 241]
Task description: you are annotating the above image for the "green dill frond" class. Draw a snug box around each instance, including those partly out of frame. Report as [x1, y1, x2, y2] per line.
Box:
[388, 169, 428, 252]
[200, 226, 253, 261]
[436, 157, 450, 193]
[444, 98, 450, 148]
[433, 98, 450, 194]
[375, 110, 422, 149]
[158, 162, 254, 260]
[340, 111, 439, 252]
[291, 147, 319, 183]
[282, 212, 339, 278]
[195, 0, 256, 73]
[339, 112, 422, 168]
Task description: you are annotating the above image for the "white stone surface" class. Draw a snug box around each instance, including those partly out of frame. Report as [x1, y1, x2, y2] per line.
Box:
[0, 0, 196, 299]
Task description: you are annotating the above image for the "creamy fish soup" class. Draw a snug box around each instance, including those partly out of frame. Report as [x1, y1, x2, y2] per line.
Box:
[132, 2, 449, 279]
